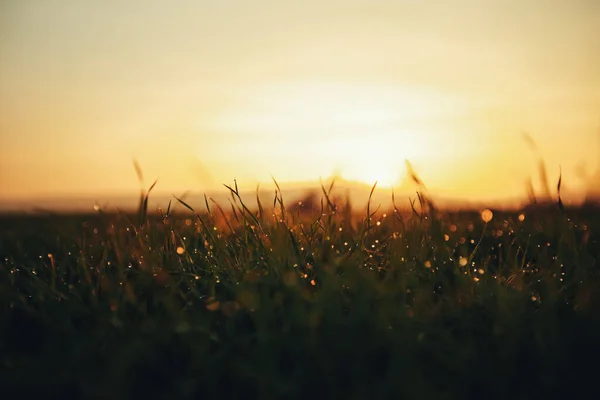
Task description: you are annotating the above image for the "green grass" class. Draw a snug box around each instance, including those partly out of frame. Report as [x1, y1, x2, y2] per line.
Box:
[1, 182, 600, 399]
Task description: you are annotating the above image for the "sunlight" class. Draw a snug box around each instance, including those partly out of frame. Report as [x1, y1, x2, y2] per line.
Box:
[342, 160, 399, 188]
[201, 82, 458, 186]
[331, 135, 427, 188]
[3, 1, 600, 206]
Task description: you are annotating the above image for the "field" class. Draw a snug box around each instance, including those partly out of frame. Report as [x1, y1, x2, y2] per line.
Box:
[2, 181, 600, 399]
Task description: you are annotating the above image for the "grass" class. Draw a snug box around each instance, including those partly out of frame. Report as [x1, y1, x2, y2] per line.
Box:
[1, 178, 600, 399]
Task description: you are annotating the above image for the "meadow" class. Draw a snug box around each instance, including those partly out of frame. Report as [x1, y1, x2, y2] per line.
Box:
[2, 178, 600, 399]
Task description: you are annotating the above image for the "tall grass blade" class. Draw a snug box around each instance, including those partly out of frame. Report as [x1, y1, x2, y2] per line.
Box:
[133, 158, 144, 184]
[256, 185, 264, 219]
[175, 195, 195, 213]
[204, 193, 211, 214]
[557, 166, 565, 213]
[138, 179, 157, 226]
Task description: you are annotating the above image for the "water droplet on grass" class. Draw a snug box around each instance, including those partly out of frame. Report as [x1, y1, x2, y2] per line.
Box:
[481, 209, 493, 223]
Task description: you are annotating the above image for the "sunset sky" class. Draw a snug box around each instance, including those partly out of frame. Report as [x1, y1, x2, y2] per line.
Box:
[1, 0, 599, 208]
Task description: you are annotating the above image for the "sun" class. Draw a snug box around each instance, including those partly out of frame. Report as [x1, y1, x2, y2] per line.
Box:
[342, 159, 400, 188]
[203, 82, 442, 187]
[332, 134, 427, 188]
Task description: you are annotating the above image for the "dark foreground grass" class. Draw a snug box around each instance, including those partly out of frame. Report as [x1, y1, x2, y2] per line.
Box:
[1, 186, 600, 399]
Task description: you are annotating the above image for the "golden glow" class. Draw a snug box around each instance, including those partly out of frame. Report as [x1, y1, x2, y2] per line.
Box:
[200, 82, 466, 188]
[1, 1, 599, 209]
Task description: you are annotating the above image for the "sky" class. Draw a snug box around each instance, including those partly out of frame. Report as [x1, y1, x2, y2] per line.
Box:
[1, 0, 599, 208]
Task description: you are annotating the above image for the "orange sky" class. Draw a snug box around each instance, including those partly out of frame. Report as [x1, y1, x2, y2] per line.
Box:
[1, 0, 599, 208]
